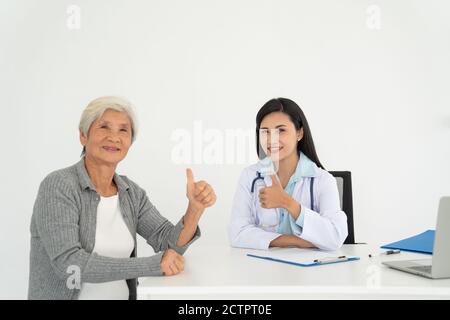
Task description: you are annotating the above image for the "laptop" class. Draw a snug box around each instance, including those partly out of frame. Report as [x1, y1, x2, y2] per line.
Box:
[382, 196, 450, 279]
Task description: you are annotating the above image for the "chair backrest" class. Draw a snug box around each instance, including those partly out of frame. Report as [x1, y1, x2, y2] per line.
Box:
[328, 171, 355, 244]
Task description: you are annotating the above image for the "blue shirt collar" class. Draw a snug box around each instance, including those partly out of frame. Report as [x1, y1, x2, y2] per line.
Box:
[291, 152, 318, 182]
[257, 152, 319, 183]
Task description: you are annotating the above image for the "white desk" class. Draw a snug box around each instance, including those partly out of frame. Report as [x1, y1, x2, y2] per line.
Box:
[137, 244, 450, 299]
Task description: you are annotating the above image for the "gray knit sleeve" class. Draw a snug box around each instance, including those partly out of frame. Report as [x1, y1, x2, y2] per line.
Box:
[135, 186, 201, 255]
[33, 173, 164, 284]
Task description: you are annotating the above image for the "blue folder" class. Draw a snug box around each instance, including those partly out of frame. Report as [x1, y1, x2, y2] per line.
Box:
[247, 253, 360, 267]
[381, 230, 435, 255]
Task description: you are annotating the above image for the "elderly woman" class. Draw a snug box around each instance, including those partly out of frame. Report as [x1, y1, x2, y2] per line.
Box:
[28, 96, 216, 300]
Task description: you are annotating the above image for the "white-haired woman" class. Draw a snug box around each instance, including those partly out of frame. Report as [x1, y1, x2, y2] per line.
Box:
[28, 96, 216, 300]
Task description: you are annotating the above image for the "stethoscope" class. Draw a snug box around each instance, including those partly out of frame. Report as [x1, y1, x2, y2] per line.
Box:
[250, 171, 265, 193]
[251, 171, 316, 212]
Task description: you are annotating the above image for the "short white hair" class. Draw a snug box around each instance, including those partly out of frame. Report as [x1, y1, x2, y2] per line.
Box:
[79, 96, 138, 156]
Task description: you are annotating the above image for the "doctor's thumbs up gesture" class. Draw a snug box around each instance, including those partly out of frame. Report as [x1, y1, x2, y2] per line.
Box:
[173, 169, 217, 249]
[259, 174, 302, 220]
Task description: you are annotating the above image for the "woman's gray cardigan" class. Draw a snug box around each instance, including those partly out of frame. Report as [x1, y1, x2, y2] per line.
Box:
[28, 158, 200, 300]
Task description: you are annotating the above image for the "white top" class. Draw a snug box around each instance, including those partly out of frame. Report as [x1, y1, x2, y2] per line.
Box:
[78, 194, 134, 300]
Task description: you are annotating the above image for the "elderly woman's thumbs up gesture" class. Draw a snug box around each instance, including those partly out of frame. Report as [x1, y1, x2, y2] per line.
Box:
[186, 168, 217, 211]
[173, 169, 216, 250]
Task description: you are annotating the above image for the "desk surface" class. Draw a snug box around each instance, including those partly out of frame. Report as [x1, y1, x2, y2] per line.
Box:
[138, 244, 450, 299]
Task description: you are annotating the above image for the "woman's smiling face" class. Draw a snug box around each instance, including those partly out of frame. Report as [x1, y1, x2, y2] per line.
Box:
[259, 111, 303, 162]
[80, 109, 132, 165]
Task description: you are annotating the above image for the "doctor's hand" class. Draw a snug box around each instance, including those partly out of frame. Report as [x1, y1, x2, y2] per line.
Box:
[186, 168, 217, 212]
[260, 175, 301, 219]
[259, 174, 289, 209]
[161, 249, 185, 276]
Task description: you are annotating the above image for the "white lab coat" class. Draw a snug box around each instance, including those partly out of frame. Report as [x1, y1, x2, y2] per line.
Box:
[228, 158, 348, 251]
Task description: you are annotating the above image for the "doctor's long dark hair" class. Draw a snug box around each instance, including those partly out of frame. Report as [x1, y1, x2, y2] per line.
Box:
[256, 98, 325, 169]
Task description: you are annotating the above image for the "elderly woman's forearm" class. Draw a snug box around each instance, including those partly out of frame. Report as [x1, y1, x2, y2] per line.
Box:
[176, 205, 203, 247]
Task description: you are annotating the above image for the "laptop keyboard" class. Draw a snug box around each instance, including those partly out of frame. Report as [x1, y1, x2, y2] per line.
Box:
[409, 265, 432, 274]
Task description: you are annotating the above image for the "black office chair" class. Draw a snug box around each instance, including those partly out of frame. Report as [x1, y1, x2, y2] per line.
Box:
[328, 171, 355, 244]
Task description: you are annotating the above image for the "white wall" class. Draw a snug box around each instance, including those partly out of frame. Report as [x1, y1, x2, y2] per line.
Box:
[1, 0, 449, 299]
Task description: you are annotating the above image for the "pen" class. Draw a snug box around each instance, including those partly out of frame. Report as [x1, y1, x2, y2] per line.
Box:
[368, 250, 401, 257]
[314, 256, 348, 264]
[383, 249, 401, 255]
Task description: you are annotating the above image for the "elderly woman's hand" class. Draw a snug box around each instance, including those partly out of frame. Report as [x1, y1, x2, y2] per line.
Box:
[186, 169, 217, 212]
[160, 249, 185, 276]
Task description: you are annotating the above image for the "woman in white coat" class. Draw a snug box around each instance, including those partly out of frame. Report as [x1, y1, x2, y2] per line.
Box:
[228, 98, 348, 251]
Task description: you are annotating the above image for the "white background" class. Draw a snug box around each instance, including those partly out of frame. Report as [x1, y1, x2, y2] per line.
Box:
[0, 0, 449, 299]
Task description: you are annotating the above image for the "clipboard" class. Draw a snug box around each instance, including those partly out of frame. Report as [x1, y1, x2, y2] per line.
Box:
[247, 253, 360, 267]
